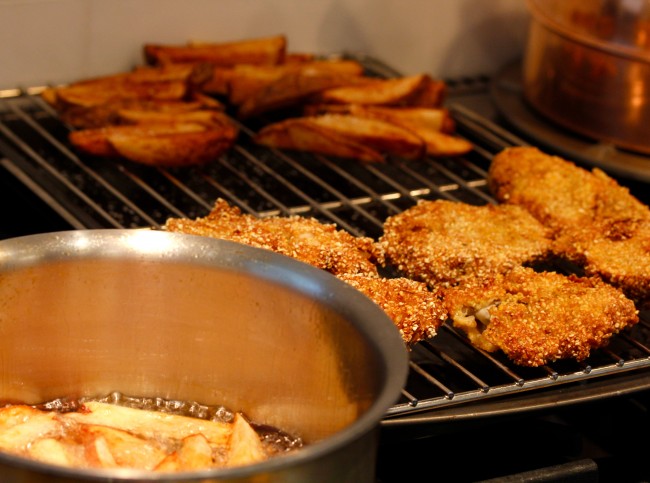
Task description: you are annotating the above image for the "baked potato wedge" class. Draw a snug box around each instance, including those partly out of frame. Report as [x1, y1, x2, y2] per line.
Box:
[305, 104, 454, 132]
[116, 108, 232, 127]
[47, 79, 188, 109]
[303, 104, 472, 157]
[144, 35, 287, 67]
[43, 64, 218, 128]
[201, 52, 323, 95]
[254, 114, 425, 162]
[128, 62, 214, 87]
[225, 59, 365, 105]
[70, 121, 238, 167]
[44, 63, 213, 110]
[404, 75, 447, 107]
[52, 97, 223, 129]
[237, 69, 367, 119]
[254, 117, 384, 162]
[315, 73, 446, 107]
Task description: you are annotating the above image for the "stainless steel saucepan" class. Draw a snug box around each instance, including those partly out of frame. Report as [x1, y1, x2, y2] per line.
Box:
[0, 229, 408, 483]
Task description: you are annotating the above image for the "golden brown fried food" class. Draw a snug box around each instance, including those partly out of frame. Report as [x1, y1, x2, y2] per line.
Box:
[553, 220, 650, 305]
[254, 114, 426, 162]
[337, 273, 447, 346]
[164, 199, 382, 277]
[221, 60, 365, 105]
[236, 69, 366, 119]
[42, 64, 217, 128]
[303, 104, 472, 157]
[315, 74, 446, 108]
[488, 146, 650, 304]
[443, 266, 639, 367]
[0, 402, 270, 472]
[144, 35, 287, 67]
[69, 121, 238, 167]
[380, 200, 553, 288]
[254, 116, 385, 162]
[488, 146, 650, 236]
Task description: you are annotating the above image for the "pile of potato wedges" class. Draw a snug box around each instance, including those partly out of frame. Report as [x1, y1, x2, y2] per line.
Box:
[44, 34, 472, 167]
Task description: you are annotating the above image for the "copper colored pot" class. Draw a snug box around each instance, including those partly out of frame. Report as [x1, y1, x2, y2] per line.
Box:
[523, 0, 650, 154]
[0, 229, 408, 482]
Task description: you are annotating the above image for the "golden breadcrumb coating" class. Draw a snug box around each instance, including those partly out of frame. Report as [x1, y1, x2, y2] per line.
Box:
[443, 266, 639, 367]
[337, 273, 447, 346]
[553, 220, 650, 305]
[488, 146, 650, 304]
[379, 199, 553, 288]
[164, 198, 383, 277]
[488, 146, 650, 235]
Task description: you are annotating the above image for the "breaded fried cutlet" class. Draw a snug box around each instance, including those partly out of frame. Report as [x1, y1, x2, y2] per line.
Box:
[337, 273, 447, 346]
[379, 199, 553, 288]
[488, 146, 650, 304]
[164, 198, 382, 277]
[553, 220, 650, 305]
[488, 146, 650, 236]
[443, 266, 639, 367]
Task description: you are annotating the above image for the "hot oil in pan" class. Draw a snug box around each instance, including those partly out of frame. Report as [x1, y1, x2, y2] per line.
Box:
[38, 391, 305, 455]
[9, 391, 304, 470]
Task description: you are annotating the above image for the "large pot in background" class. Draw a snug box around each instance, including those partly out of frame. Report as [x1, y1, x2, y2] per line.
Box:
[523, 0, 650, 154]
[0, 229, 408, 483]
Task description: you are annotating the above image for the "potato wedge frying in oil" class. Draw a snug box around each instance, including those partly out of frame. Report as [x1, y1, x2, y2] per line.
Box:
[0, 401, 274, 472]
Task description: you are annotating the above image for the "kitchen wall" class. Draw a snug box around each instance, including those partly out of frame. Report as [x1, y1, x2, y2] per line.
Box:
[0, 0, 529, 89]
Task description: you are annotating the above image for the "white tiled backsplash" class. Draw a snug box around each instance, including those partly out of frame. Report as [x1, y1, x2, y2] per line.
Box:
[0, 0, 529, 89]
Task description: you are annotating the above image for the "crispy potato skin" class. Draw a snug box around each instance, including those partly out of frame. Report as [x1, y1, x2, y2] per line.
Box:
[222, 60, 365, 105]
[69, 122, 238, 167]
[380, 199, 553, 288]
[315, 74, 446, 108]
[302, 104, 472, 157]
[46, 36, 463, 166]
[144, 35, 287, 66]
[443, 266, 639, 367]
[237, 70, 366, 119]
[254, 117, 386, 163]
[43, 64, 220, 129]
[488, 146, 650, 304]
[255, 114, 428, 161]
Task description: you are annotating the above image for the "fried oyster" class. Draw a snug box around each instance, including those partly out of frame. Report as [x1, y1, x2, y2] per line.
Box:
[488, 146, 650, 304]
[443, 266, 639, 367]
[379, 199, 553, 288]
